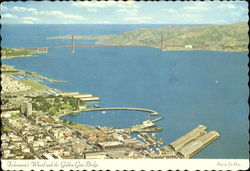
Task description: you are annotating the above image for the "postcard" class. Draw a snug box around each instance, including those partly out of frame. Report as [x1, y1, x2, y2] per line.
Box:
[1, 1, 249, 170]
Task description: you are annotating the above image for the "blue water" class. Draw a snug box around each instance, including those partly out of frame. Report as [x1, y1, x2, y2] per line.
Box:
[1, 24, 248, 159]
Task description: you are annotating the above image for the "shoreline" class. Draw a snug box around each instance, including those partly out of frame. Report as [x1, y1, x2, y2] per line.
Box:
[161, 48, 248, 52]
[1, 48, 39, 59]
[58, 110, 95, 131]
[2, 64, 92, 131]
[2, 64, 67, 83]
[1, 54, 35, 59]
[58, 109, 86, 118]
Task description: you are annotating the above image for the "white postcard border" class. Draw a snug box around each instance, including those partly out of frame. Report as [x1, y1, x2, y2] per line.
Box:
[1, 159, 249, 171]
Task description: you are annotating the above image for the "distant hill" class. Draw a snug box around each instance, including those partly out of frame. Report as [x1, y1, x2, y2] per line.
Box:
[48, 22, 248, 52]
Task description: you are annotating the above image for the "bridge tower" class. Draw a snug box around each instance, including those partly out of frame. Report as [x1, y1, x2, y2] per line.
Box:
[72, 35, 75, 53]
[35, 47, 48, 53]
[160, 34, 164, 51]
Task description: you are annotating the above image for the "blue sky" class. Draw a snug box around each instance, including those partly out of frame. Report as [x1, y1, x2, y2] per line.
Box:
[1, 1, 248, 24]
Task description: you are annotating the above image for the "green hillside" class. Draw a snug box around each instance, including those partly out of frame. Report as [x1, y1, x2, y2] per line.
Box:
[48, 22, 248, 52]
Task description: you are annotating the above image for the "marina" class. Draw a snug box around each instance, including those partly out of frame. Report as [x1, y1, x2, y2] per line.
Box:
[117, 117, 164, 134]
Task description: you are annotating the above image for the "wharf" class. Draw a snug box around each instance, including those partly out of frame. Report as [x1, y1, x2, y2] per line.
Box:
[119, 117, 164, 134]
[57, 92, 100, 102]
[128, 127, 163, 133]
[164, 125, 220, 159]
[150, 117, 164, 123]
[80, 96, 100, 101]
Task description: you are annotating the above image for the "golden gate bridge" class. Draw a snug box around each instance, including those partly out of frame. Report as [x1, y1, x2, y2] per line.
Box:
[24, 35, 207, 54]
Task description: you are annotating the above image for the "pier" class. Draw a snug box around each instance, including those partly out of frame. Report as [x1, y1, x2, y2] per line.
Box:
[83, 107, 159, 116]
[150, 117, 164, 123]
[57, 92, 100, 102]
[164, 125, 220, 159]
[116, 117, 164, 134]
[79, 96, 100, 101]
[177, 131, 220, 158]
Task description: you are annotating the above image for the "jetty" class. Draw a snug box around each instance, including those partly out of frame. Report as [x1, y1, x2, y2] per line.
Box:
[83, 107, 159, 116]
[150, 117, 164, 123]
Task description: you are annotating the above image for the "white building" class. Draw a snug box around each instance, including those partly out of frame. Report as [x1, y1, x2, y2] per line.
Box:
[185, 45, 193, 49]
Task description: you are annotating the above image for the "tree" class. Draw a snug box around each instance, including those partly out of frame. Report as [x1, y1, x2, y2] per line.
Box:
[40, 105, 48, 112]
[48, 107, 57, 115]
[32, 103, 39, 110]
[60, 103, 73, 110]
[43, 101, 52, 109]
[54, 97, 60, 104]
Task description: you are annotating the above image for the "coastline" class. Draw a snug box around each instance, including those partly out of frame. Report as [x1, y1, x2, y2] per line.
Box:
[2, 64, 67, 83]
[2, 63, 93, 131]
[2, 46, 246, 60]
[161, 48, 248, 52]
[1, 48, 39, 59]
[1, 54, 35, 59]
[58, 108, 86, 117]
[47, 22, 248, 53]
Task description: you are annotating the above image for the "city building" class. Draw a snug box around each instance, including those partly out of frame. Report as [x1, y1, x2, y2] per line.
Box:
[20, 102, 32, 116]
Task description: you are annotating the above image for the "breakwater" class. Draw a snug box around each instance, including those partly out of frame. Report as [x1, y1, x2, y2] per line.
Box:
[83, 107, 159, 116]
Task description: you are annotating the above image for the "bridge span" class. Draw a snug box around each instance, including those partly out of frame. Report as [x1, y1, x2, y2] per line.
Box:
[83, 107, 159, 116]
[25, 44, 182, 54]
[22, 34, 184, 53]
[26, 44, 180, 50]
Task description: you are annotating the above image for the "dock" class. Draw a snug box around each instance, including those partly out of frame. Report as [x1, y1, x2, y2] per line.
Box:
[80, 96, 100, 101]
[57, 92, 80, 96]
[177, 131, 220, 158]
[73, 94, 93, 98]
[119, 117, 164, 134]
[57, 92, 100, 102]
[128, 127, 163, 133]
[150, 117, 164, 123]
[169, 125, 207, 151]
[164, 125, 220, 159]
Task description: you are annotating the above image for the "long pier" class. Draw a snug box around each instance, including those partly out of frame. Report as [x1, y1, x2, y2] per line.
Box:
[83, 107, 159, 116]
[150, 117, 164, 123]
